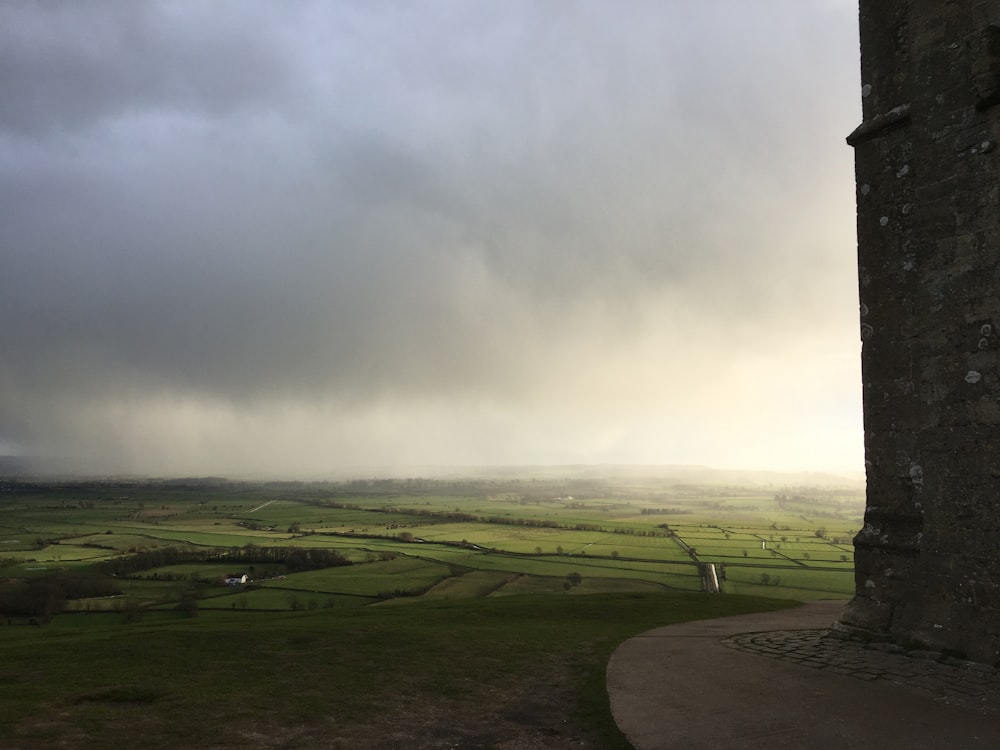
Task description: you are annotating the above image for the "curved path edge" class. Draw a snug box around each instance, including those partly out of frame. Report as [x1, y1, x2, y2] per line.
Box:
[607, 600, 1000, 750]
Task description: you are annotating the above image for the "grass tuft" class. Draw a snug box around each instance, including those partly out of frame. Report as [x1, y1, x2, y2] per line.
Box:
[73, 686, 164, 704]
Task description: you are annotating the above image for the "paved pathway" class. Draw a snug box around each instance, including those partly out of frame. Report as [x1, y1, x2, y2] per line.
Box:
[725, 627, 1000, 715]
[607, 600, 1000, 749]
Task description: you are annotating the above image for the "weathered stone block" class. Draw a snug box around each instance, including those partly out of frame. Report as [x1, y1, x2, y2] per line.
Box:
[840, 0, 1000, 666]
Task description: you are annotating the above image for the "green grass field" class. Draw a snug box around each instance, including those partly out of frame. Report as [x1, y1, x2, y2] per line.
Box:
[0, 476, 863, 613]
[0, 475, 862, 746]
[0, 592, 796, 749]
[258, 556, 453, 597]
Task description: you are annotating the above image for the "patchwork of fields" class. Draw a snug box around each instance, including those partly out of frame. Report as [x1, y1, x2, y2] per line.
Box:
[0, 474, 864, 618]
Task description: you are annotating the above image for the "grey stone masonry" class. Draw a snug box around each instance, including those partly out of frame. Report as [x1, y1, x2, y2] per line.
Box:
[838, 0, 1000, 664]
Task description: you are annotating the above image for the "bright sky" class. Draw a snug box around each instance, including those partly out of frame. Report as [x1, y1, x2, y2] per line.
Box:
[1, 1, 863, 478]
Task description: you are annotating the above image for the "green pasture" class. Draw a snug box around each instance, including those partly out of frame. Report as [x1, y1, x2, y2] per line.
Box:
[671, 525, 731, 537]
[454, 551, 704, 590]
[734, 528, 855, 542]
[489, 574, 671, 597]
[416, 570, 513, 600]
[702, 529, 763, 540]
[723, 565, 853, 598]
[393, 545, 492, 566]
[376, 505, 631, 533]
[57, 532, 166, 552]
[119, 579, 191, 604]
[1, 591, 795, 748]
[702, 542, 775, 556]
[4, 544, 117, 564]
[1, 478, 860, 616]
[96, 524, 280, 548]
[64, 579, 204, 611]
[779, 540, 852, 552]
[0, 535, 37, 552]
[379, 522, 692, 561]
[241, 502, 435, 530]
[282, 533, 427, 557]
[3, 560, 110, 577]
[62, 596, 129, 612]
[581, 540, 691, 561]
[723, 579, 850, 600]
[196, 588, 370, 611]
[295, 543, 398, 563]
[257, 556, 452, 597]
[461, 533, 606, 555]
[405, 522, 610, 549]
[136, 563, 246, 581]
[166, 517, 297, 534]
[599, 533, 687, 549]
[721, 520, 858, 538]
[3, 506, 128, 525]
[691, 546, 804, 565]
[0, 518, 112, 538]
[358, 495, 502, 515]
[801, 555, 854, 566]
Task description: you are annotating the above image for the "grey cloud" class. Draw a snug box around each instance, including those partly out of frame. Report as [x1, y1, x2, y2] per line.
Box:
[0, 0, 294, 136]
[0, 1, 863, 474]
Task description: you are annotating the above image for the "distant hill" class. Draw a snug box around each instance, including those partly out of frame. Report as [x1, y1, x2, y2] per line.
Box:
[0, 455, 35, 475]
[391, 463, 865, 489]
[0, 455, 104, 478]
[0, 457, 865, 489]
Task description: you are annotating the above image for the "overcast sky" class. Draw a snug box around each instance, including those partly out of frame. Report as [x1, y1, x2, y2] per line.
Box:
[1, 0, 863, 478]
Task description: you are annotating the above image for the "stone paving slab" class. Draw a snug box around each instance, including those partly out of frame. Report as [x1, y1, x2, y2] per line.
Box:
[724, 628, 1000, 715]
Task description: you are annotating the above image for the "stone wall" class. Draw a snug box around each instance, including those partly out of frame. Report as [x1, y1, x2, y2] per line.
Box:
[838, 0, 1000, 664]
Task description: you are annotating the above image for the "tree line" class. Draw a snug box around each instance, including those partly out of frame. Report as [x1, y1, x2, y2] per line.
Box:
[339, 503, 674, 538]
[0, 571, 121, 622]
[99, 544, 351, 577]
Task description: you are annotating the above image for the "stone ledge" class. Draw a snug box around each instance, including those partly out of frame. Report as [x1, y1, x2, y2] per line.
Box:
[846, 104, 912, 147]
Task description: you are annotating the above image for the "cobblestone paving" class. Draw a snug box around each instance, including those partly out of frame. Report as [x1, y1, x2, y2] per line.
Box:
[724, 629, 1000, 715]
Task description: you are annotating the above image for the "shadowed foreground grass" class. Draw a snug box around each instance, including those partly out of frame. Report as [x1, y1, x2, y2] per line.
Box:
[0, 592, 795, 749]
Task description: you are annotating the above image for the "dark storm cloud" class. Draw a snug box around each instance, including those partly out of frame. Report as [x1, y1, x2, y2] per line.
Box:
[0, 0, 293, 134]
[0, 1, 863, 473]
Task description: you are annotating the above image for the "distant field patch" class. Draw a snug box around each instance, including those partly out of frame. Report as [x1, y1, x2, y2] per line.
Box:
[258, 556, 452, 597]
[11, 545, 117, 563]
[399, 570, 513, 600]
[198, 588, 369, 611]
[138, 563, 247, 581]
[491, 574, 670, 597]
[62, 533, 165, 552]
[99, 525, 279, 548]
[723, 565, 853, 597]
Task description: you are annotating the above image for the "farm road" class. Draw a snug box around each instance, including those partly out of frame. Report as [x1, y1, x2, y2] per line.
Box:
[246, 499, 277, 513]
